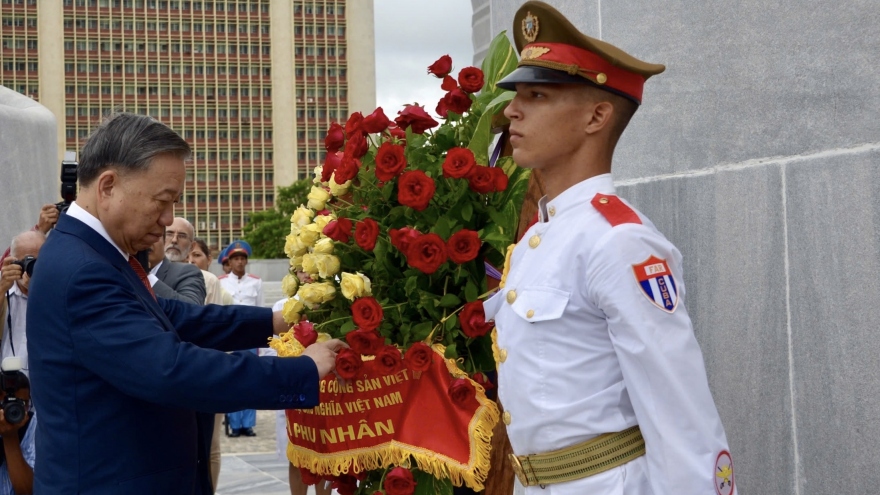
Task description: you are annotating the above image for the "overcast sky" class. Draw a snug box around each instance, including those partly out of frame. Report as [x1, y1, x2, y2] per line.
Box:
[373, 0, 475, 118]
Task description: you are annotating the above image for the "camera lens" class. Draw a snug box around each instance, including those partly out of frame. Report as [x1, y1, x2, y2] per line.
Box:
[3, 400, 25, 424]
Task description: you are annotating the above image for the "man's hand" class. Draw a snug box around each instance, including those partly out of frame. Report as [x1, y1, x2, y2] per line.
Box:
[0, 257, 21, 295]
[37, 204, 59, 234]
[301, 339, 346, 378]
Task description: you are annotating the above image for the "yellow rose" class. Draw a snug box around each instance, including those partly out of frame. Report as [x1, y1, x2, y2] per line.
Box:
[312, 237, 335, 254]
[314, 254, 340, 279]
[298, 225, 320, 248]
[340, 272, 372, 300]
[307, 186, 331, 210]
[284, 233, 308, 257]
[301, 253, 320, 276]
[297, 282, 336, 308]
[289, 255, 304, 271]
[329, 175, 352, 197]
[290, 206, 314, 228]
[281, 273, 299, 297]
[313, 165, 324, 184]
[281, 297, 305, 324]
[313, 213, 334, 233]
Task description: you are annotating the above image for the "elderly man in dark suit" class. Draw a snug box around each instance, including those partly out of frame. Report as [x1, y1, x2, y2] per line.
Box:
[26, 112, 344, 495]
[146, 234, 206, 306]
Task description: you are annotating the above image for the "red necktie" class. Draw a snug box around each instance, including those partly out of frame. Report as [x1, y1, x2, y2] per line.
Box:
[128, 256, 156, 300]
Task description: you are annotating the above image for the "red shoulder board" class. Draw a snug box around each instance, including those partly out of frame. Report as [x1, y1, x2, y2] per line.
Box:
[591, 193, 642, 227]
[247, 274, 261, 279]
[218, 274, 228, 279]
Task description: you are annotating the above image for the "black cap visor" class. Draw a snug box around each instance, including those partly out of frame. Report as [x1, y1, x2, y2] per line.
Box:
[496, 65, 589, 90]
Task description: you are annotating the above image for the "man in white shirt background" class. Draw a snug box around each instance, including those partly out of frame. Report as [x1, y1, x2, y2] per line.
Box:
[0, 231, 45, 377]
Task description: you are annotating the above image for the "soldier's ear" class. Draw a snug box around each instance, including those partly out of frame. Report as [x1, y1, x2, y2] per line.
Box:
[584, 101, 614, 136]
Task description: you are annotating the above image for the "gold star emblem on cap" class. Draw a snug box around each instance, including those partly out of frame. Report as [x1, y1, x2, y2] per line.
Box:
[521, 11, 539, 43]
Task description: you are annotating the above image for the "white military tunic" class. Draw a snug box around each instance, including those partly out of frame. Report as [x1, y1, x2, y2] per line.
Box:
[218, 272, 263, 307]
[484, 174, 736, 495]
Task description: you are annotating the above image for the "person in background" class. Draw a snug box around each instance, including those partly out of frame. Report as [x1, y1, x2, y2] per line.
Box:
[0, 205, 58, 266]
[164, 217, 194, 263]
[0, 368, 35, 495]
[147, 234, 206, 306]
[187, 235, 232, 492]
[0, 231, 45, 378]
[219, 247, 232, 275]
[218, 240, 262, 437]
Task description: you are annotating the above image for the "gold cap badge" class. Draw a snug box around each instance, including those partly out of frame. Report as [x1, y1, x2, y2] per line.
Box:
[521, 46, 550, 61]
[521, 11, 539, 43]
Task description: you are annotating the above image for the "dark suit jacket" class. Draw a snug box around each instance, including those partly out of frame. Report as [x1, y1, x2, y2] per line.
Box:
[153, 257, 206, 306]
[27, 214, 319, 494]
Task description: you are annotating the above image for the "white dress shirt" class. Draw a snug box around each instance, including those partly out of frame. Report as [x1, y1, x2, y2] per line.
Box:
[2, 282, 29, 376]
[218, 272, 263, 306]
[485, 174, 736, 495]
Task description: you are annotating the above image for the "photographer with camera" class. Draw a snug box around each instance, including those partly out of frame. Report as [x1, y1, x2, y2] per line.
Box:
[0, 357, 35, 495]
[0, 231, 45, 378]
[0, 206, 57, 268]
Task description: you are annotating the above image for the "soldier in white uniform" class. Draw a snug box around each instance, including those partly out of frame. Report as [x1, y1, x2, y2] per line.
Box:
[484, 3, 737, 494]
[218, 240, 263, 307]
[218, 239, 263, 437]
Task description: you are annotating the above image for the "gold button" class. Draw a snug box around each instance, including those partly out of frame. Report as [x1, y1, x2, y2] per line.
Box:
[506, 290, 517, 304]
[596, 72, 607, 84]
[528, 235, 541, 248]
[599, 197, 609, 204]
[526, 309, 535, 318]
[499, 349, 508, 363]
[548, 206, 556, 217]
[502, 411, 512, 425]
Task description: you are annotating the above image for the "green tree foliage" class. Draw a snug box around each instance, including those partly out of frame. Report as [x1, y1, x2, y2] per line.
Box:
[242, 178, 311, 258]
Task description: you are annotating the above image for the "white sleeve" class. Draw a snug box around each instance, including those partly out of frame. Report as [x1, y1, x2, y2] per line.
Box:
[586, 224, 736, 495]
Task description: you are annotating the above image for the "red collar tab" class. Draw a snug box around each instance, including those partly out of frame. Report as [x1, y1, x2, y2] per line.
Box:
[591, 193, 642, 227]
[521, 42, 646, 103]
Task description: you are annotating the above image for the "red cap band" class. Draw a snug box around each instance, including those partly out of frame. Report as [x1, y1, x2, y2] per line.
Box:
[522, 42, 647, 102]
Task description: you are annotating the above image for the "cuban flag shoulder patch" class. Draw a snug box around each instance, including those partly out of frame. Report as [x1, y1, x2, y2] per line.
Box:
[632, 255, 679, 313]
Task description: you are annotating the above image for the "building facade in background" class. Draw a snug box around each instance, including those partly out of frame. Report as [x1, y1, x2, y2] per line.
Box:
[0, 0, 375, 250]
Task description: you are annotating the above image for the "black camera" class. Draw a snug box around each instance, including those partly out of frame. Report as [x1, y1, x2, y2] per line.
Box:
[0, 358, 28, 425]
[11, 256, 36, 278]
[55, 152, 78, 214]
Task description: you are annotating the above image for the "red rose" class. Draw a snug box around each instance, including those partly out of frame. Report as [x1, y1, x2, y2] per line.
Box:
[406, 233, 448, 274]
[395, 104, 439, 134]
[299, 468, 323, 486]
[334, 155, 361, 183]
[397, 170, 436, 211]
[345, 328, 384, 355]
[293, 320, 317, 347]
[442, 147, 477, 179]
[384, 466, 417, 495]
[446, 229, 481, 264]
[460, 300, 494, 338]
[491, 167, 509, 192]
[389, 227, 421, 254]
[331, 475, 359, 495]
[404, 342, 434, 371]
[323, 217, 353, 243]
[351, 297, 384, 332]
[375, 345, 403, 375]
[361, 107, 392, 134]
[344, 112, 363, 137]
[441, 74, 457, 91]
[465, 165, 495, 194]
[324, 122, 345, 152]
[437, 88, 472, 118]
[344, 130, 369, 158]
[321, 151, 342, 182]
[458, 67, 485, 93]
[473, 371, 495, 391]
[448, 378, 476, 408]
[335, 348, 364, 379]
[354, 218, 379, 251]
[388, 126, 407, 141]
[427, 54, 452, 78]
[374, 142, 407, 182]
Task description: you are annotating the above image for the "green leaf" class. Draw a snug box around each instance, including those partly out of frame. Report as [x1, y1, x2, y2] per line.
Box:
[480, 31, 519, 95]
[438, 293, 461, 308]
[466, 108, 494, 165]
[411, 321, 434, 342]
[444, 344, 458, 359]
[460, 201, 473, 222]
[413, 470, 453, 495]
[443, 314, 458, 331]
[486, 90, 515, 113]
[464, 280, 478, 302]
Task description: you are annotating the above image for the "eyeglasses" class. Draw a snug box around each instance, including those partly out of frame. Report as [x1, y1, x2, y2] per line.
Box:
[164, 231, 189, 241]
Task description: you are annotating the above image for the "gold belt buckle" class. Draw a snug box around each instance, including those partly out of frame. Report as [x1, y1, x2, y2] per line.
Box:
[508, 453, 531, 486]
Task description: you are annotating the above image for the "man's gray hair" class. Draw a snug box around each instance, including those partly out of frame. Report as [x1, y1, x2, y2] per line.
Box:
[174, 217, 195, 238]
[78, 112, 191, 187]
[10, 230, 46, 258]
